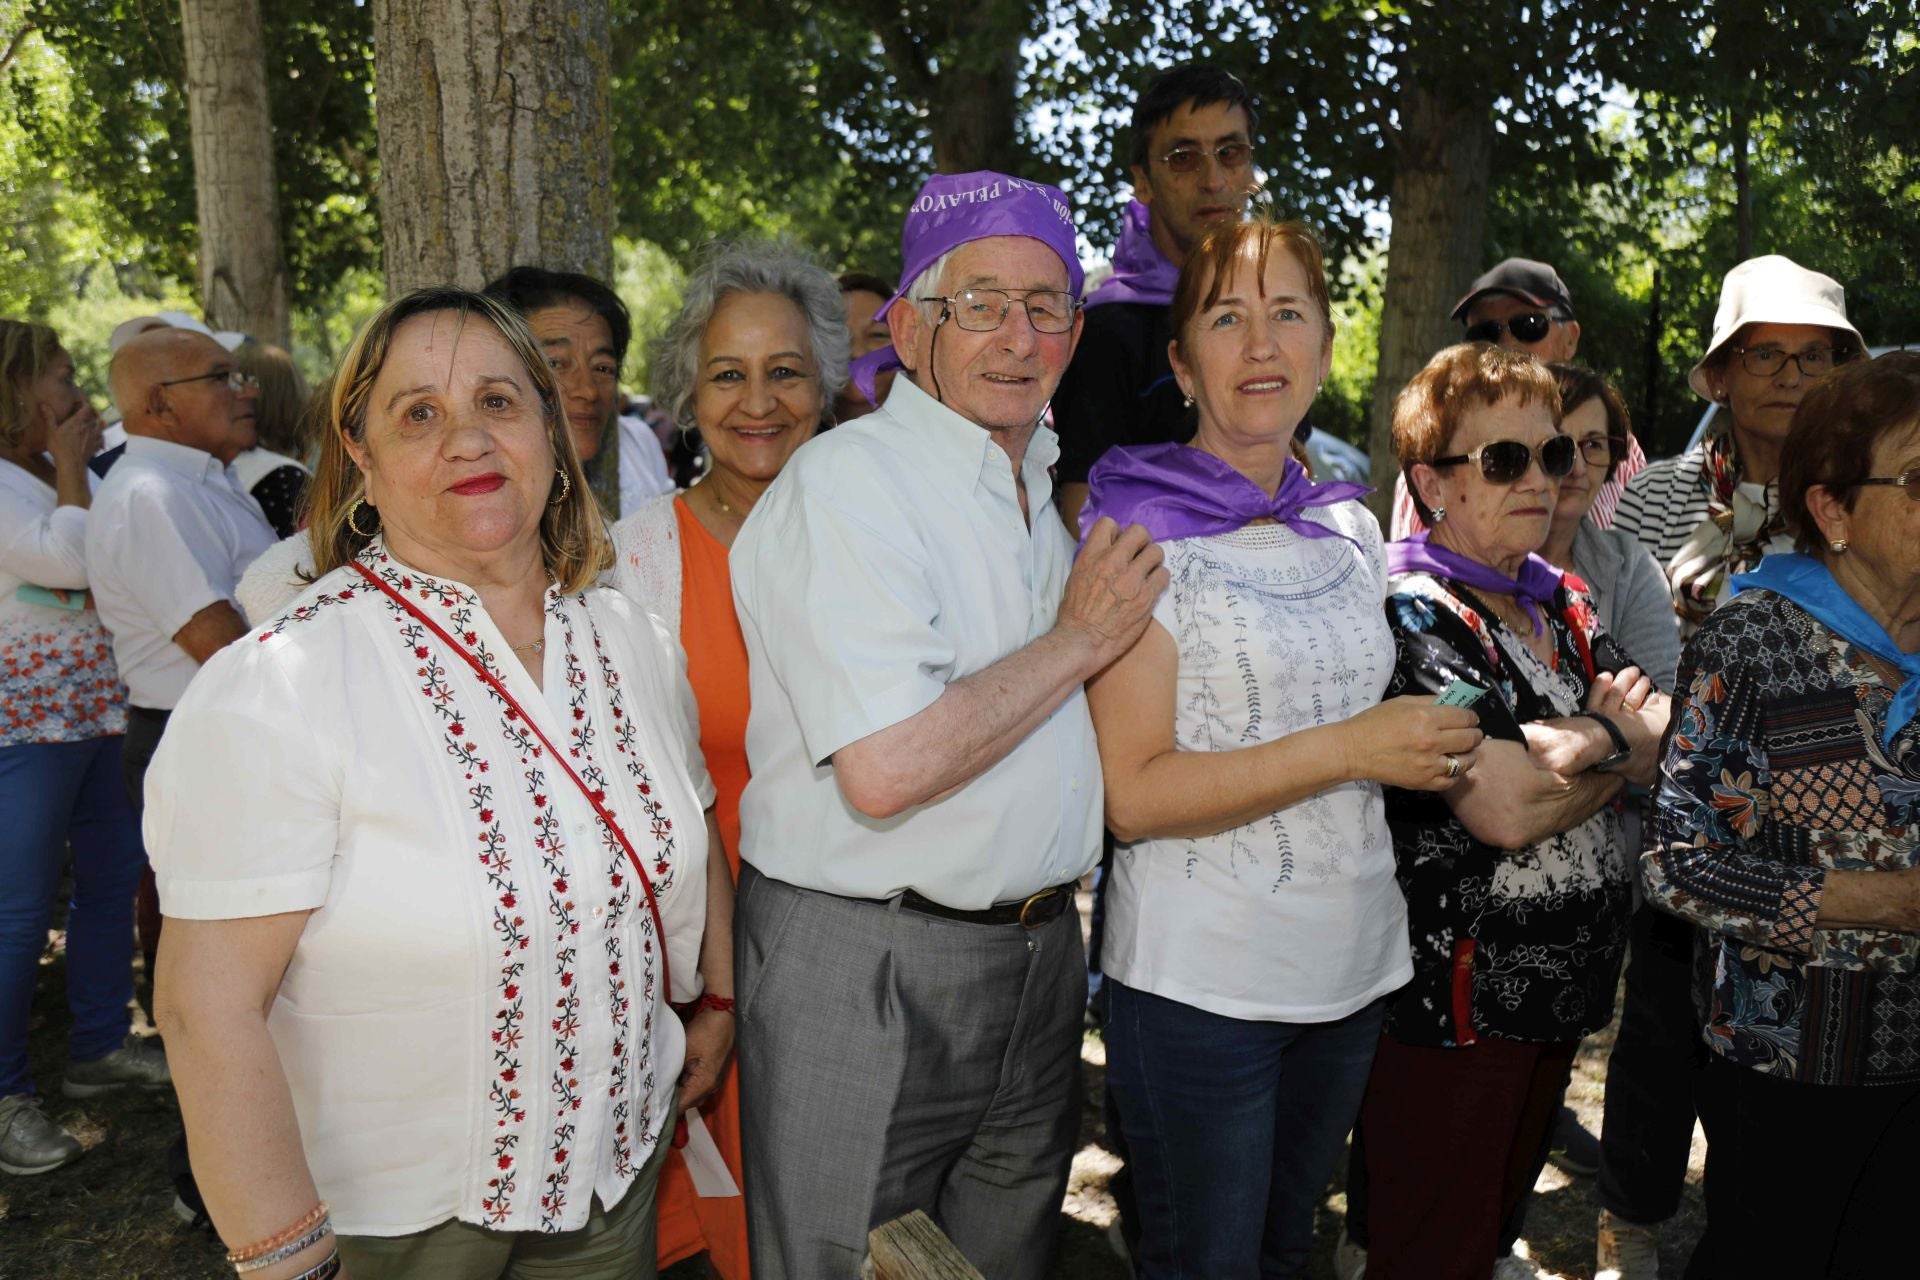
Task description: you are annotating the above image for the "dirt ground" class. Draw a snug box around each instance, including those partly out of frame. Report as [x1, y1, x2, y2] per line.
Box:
[0, 900, 1705, 1280]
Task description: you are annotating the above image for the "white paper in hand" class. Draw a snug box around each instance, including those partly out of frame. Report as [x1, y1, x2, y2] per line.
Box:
[680, 1109, 741, 1198]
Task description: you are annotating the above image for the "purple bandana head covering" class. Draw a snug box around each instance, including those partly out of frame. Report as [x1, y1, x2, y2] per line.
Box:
[848, 170, 1084, 406]
[1085, 200, 1179, 310]
[1385, 531, 1568, 636]
[1078, 442, 1372, 548]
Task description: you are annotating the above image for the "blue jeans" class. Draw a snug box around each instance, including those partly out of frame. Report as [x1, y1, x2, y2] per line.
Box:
[0, 736, 146, 1096]
[1106, 980, 1386, 1279]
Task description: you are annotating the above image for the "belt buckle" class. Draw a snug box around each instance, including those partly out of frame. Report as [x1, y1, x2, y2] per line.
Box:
[1018, 888, 1057, 930]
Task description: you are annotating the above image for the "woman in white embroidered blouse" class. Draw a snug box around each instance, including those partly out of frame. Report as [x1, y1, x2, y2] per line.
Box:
[1080, 220, 1485, 1278]
[146, 291, 728, 1280]
[0, 321, 156, 1176]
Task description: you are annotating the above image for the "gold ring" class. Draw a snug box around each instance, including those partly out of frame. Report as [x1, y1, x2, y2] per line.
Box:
[1444, 753, 1461, 779]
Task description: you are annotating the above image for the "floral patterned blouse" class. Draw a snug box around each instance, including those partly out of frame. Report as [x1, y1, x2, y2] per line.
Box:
[0, 459, 126, 746]
[143, 540, 715, 1235]
[1645, 587, 1920, 1087]
[1381, 571, 1632, 1047]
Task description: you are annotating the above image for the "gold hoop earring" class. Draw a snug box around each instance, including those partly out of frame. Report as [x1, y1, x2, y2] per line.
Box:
[348, 497, 379, 538]
[1831, 537, 1849, 554]
[550, 467, 571, 506]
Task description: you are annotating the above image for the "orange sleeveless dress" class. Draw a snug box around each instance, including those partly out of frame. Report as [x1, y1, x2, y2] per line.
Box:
[655, 497, 751, 1277]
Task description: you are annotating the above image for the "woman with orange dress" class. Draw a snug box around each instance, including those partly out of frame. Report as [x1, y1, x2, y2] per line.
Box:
[613, 241, 849, 1277]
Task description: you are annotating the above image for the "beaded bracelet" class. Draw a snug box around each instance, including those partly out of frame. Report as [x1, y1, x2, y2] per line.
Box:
[227, 1201, 329, 1264]
[234, 1218, 333, 1274]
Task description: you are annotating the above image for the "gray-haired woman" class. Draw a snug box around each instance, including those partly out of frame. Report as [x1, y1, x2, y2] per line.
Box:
[610, 240, 847, 1276]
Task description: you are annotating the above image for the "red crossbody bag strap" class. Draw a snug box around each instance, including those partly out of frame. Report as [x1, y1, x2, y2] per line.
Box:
[351, 562, 672, 998]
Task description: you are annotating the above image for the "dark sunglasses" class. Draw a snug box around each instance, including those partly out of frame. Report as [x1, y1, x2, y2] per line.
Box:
[1432, 435, 1578, 484]
[1463, 312, 1557, 346]
[1856, 469, 1920, 501]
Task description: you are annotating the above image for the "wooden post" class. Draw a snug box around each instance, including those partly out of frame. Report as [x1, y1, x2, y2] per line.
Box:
[867, 1210, 986, 1280]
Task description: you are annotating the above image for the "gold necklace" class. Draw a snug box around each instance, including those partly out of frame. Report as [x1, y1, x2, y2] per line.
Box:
[510, 637, 545, 655]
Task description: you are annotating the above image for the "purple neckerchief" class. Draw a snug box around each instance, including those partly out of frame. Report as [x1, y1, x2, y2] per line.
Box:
[1085, 200, 1178, 310]
[1386, 531, 1567, 636]
[1078, 442, 1371, 548]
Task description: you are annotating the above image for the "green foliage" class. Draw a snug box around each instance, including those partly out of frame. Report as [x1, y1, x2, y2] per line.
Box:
[20, 0, 378, 306]
[1486, 2, 1920, 455]
[612, 235, 687, 389]
[1320, 247, 1386, 449]
[9, 0, 1916, 452]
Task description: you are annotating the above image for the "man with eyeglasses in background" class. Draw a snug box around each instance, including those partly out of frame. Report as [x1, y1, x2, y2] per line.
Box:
[89, 326, 274, 835]
[1053, 63, 1261, 531]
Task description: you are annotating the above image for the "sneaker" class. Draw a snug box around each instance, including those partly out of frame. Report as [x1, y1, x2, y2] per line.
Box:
[0, 1093, 83, 1175]
[1596, 1208, 1661, 1280]
[61, 1033, 170, 1097]
[1334, 1230, 1367, 1280]
[1544, 1104, 1600, 1176]
[1493, 1255, 1546, 1279]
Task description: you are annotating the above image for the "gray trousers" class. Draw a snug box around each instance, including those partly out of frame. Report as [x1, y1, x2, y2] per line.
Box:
[734, 863, 1086, 1280]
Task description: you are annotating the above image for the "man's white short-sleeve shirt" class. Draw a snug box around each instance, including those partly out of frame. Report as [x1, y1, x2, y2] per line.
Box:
[86, 436, 276, 708]
[730, 376, 1102, 908]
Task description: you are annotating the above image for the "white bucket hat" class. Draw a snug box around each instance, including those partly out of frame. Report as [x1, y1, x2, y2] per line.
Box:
[1689, 255, 1863, 401]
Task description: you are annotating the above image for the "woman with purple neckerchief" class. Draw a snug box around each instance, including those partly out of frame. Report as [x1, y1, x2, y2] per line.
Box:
[1082, 217, 1484, 1279]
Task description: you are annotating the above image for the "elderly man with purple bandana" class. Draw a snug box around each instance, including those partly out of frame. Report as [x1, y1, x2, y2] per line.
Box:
[728, 172, 1168, 1277]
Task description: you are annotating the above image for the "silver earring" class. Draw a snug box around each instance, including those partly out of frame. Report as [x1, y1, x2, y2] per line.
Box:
[1431, 506, 1446, 523]
[1182, 392, 1194, 409]
[1831, 537, 1848, 554]
[549, 468, 571, 505]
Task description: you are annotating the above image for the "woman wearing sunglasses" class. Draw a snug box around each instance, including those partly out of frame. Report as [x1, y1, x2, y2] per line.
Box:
[1643, 352, 1920, 1278]
[1355, 343, 1670, 1280]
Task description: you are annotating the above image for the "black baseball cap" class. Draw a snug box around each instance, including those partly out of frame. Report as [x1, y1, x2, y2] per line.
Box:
[1450, 258, 1575, 322]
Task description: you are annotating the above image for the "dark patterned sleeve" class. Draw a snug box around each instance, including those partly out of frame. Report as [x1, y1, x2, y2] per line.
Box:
[1384, 591, 1525, 744]
[1643, 611, 1823, 956]
[250, 465, 310, 540]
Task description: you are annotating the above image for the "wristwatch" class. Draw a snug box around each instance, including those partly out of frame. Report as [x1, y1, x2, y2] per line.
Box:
[1573, 710, 1632, 772]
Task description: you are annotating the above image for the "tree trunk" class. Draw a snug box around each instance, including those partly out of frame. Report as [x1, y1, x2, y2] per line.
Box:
[179, 0, 289, 346]
[927, 3, 1020, 175]
[1364, 78, 1495, 522]
[371, 0, 618, 510]
[371, 0, 614, 290]
[859, 0, 1024, 176]
[1731, 104, 1754, 259]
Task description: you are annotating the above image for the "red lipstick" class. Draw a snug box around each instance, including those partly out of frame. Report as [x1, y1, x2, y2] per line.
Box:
[450, 473, 506, 495]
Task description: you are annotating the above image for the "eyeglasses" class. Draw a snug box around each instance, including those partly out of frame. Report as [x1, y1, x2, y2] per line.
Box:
[916, 287, 1078, 334]
[1856, 469, 1920, 500]
[1158, 141, 1253, 173]
[1733, 344, 1850, 379]
[157, 369, 259, 394]
[1574, 437, 1621, 466]
[1463, 312, 1558, 346]
[1432, 435, 1578, 484]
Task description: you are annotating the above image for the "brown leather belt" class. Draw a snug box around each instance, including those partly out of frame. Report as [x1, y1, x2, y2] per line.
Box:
[880, 882, 1078, 929]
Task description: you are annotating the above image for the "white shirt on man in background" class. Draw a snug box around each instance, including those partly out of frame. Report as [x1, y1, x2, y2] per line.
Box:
[730, 375, 1103, 910]
[86, 435, 275, 709]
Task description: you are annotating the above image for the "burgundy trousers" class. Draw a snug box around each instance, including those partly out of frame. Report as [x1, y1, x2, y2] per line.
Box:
[1357, 1033, 1577, 1280]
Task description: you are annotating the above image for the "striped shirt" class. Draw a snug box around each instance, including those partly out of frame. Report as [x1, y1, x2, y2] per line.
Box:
[1609, 442, 1713, 568]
